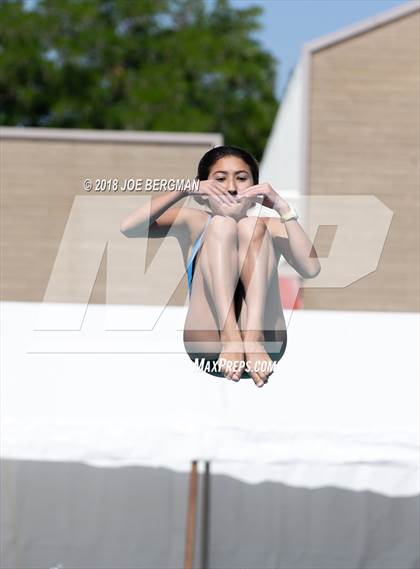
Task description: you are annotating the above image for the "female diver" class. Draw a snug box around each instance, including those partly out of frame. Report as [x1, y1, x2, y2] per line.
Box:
[120, 145, 321, 388]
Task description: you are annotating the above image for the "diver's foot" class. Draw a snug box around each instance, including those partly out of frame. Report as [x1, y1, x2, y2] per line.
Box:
[243, 332, 275, 388]
[217, 334, 245, 381]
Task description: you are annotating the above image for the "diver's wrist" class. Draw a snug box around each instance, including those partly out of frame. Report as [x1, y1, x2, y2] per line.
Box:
[179, 179, 199, 198]
[273, 195, 291, 215]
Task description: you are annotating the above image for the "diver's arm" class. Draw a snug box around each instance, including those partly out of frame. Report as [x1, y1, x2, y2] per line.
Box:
[120, 187, 189, 238]
[238, 183, 321, 279]
[273, 197, 321, 279]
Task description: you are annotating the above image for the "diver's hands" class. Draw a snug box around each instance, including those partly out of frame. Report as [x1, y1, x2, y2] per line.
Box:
[186, 179, 237, 206]
[237, 183, 290, 213]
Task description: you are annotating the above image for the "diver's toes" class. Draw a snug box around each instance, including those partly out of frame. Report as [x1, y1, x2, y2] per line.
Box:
[217, 360, 226, 377]
[223, 366, 232, 380]
[231, 370, 240, 382]
[258, 370, 268, 384]
[250, 371, 264, 388]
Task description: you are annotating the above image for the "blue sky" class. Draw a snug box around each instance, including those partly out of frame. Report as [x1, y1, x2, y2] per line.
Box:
[229, 0, 411, 98]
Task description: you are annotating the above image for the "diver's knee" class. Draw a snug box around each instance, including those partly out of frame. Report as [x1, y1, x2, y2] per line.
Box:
[206, 215, 238, 242]
[237, 216, 267, 241]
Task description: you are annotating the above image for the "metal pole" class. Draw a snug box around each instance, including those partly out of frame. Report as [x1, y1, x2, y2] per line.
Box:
[184, 460, 199, 569]
[200, 461, 210, 569]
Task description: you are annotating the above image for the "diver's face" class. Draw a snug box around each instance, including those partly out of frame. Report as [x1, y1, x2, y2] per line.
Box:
[206, 156, 255, 219]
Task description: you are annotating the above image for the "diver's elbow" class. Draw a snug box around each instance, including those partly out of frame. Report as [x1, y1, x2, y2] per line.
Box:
[303, 264, 321, 279]
[308, 266, 321, 278]
[120, 224, 130, 237]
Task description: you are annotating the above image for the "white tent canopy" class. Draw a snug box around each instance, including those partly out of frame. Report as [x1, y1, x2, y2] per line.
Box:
[2, 301, 418, 498]
[2, 300, 419, 567]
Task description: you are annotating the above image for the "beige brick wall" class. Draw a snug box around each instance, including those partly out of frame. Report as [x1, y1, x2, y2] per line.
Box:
[0, 130, 220, 305]
[303, 11, 419, 311]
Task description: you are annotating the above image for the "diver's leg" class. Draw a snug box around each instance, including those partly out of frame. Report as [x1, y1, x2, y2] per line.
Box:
[237, 217, 277, 386]
[183, 262, 221, 366]
[198, 215, 244, 381]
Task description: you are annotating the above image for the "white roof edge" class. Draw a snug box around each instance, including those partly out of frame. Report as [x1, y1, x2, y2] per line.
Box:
[0, 126, 223, 146]
[302, 0, 419, 54]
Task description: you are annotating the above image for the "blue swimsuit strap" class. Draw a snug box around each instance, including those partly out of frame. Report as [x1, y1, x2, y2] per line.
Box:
[186, 214, 212, 295]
